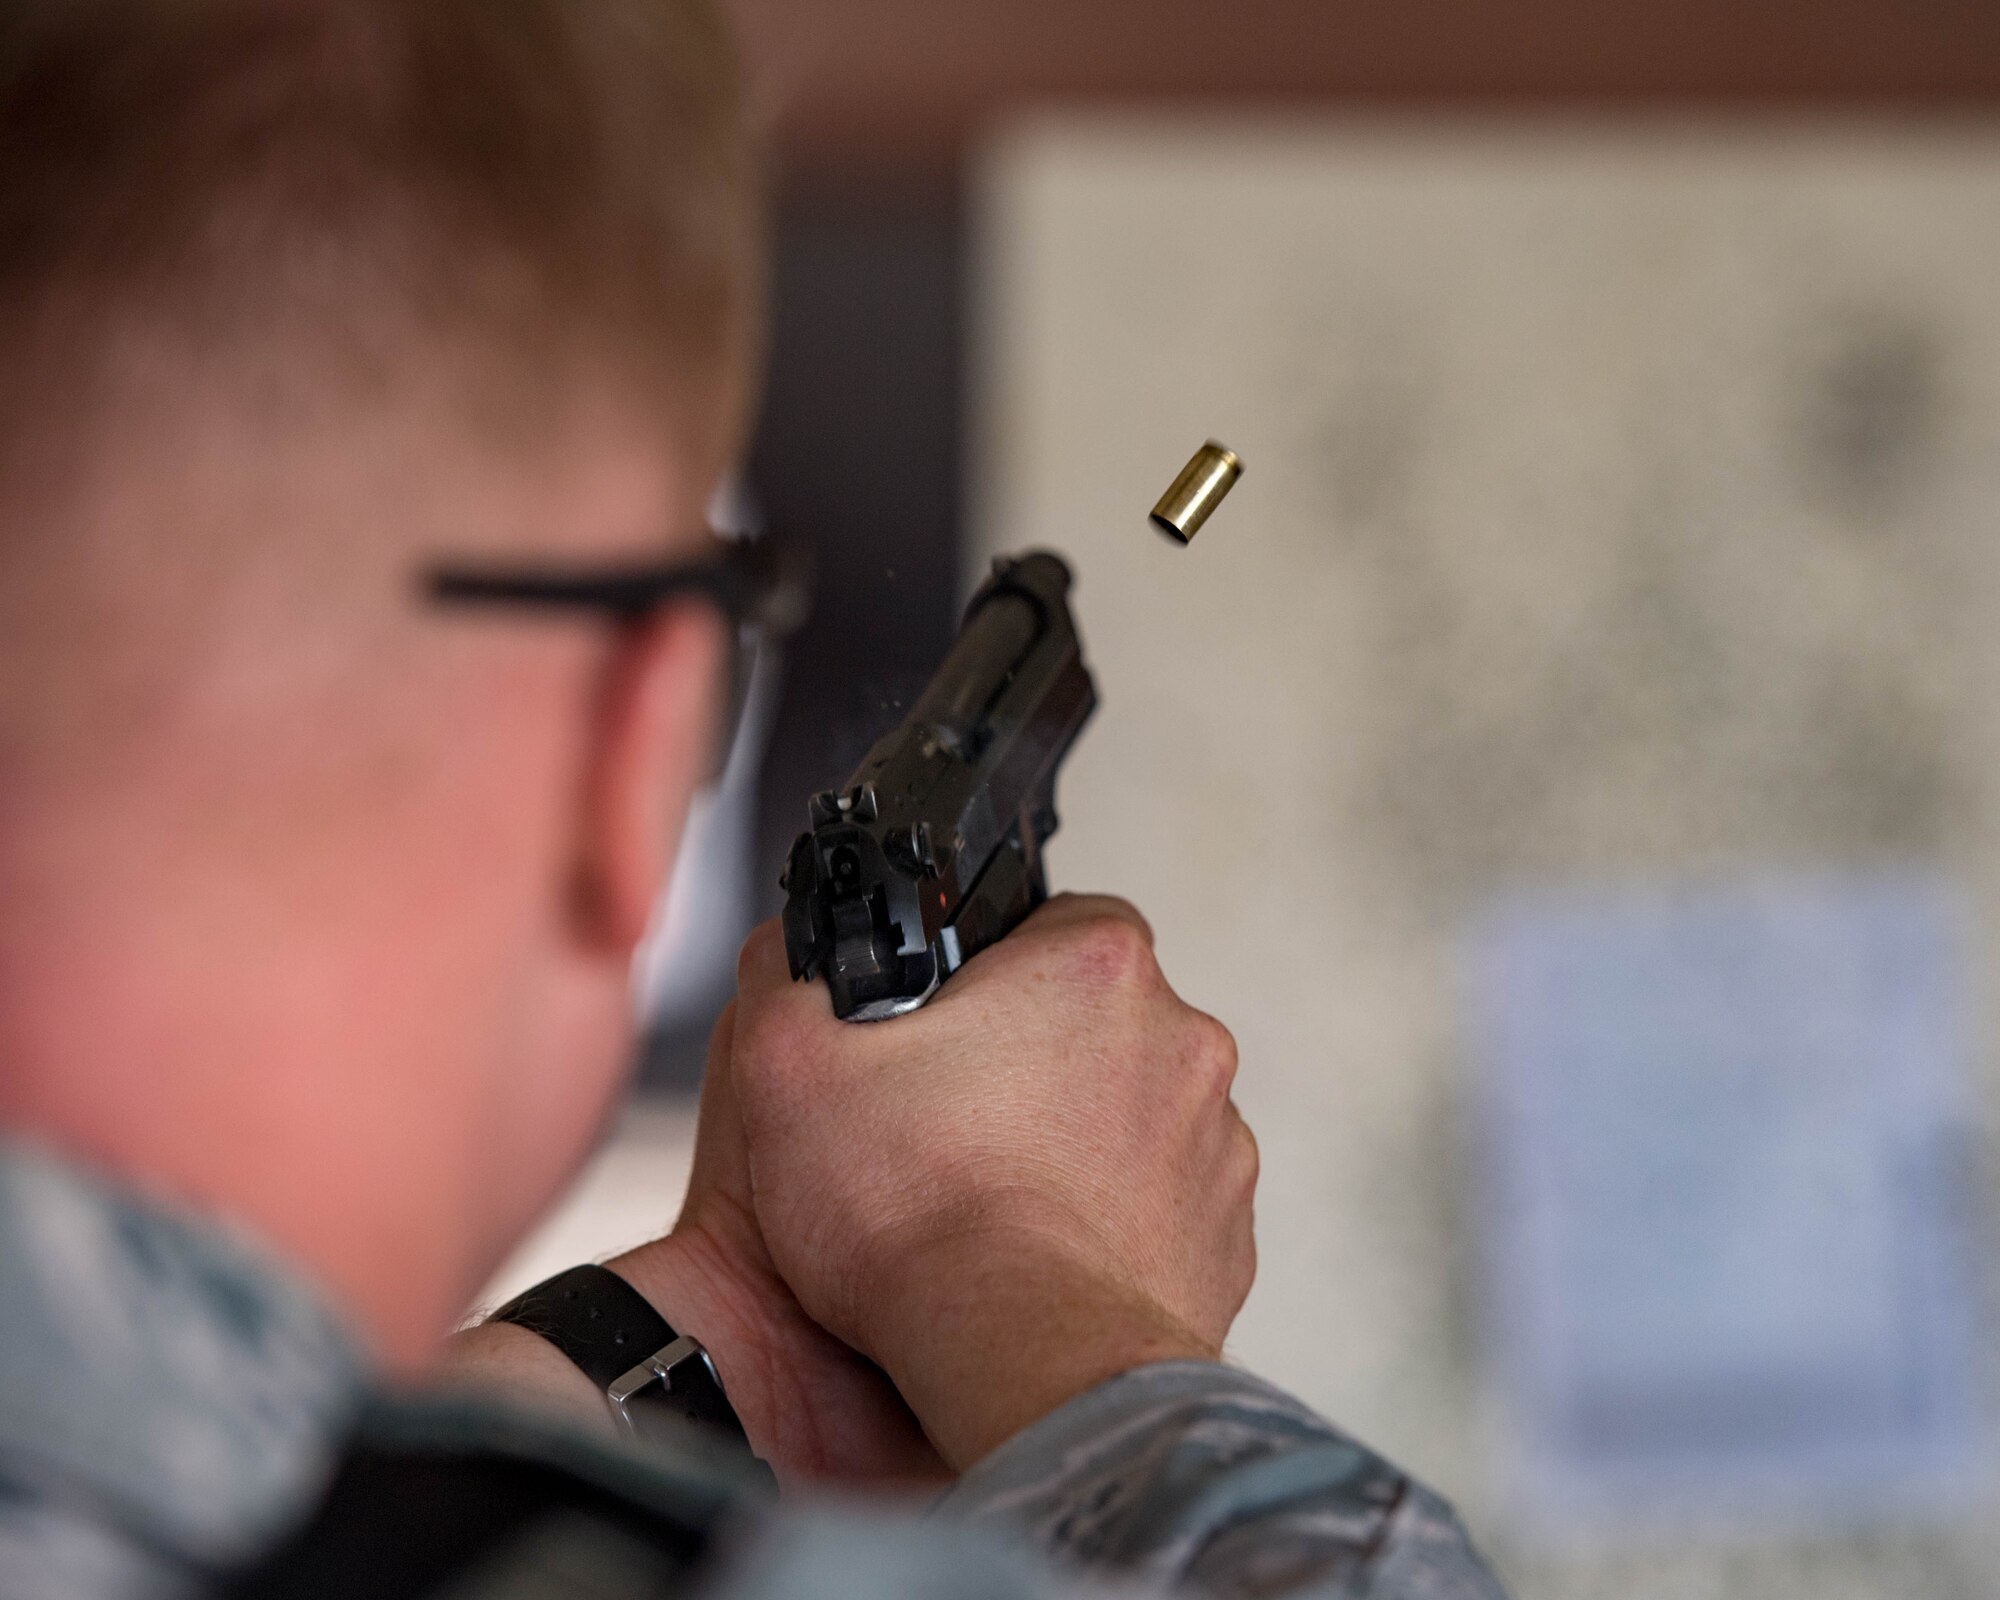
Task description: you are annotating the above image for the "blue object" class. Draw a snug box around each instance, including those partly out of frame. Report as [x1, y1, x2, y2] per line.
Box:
[1473, 875, 1988, 1531]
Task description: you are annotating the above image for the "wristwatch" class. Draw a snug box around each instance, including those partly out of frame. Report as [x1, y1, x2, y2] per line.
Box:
[489, 1264, 768, 1473]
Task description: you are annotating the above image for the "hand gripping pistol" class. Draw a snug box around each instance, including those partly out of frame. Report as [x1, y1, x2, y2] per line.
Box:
[780, 552, 1096, 1021]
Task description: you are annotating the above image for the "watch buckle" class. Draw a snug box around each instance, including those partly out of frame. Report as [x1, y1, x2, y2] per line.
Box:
[606, 1334, 710, 1438]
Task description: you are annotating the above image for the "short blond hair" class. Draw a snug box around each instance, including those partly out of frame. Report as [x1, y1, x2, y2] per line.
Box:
[0, 0, 765, 781]
[0, 0, 762, 443]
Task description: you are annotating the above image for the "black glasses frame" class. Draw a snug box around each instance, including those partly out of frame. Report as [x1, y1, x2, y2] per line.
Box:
[424, 530, 810, 638]
[422, 531, 811, 777]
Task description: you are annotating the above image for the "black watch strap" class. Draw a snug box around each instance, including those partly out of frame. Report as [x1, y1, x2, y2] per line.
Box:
[491, 1264, 673, 1387]
[488, 1265, 757, 1458]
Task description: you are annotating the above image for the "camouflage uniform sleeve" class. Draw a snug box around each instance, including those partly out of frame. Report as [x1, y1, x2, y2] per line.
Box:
[931, 1361, 1510, 1599]
[0, 1143, 364, 1600]
[0, 1474, 199, 1600]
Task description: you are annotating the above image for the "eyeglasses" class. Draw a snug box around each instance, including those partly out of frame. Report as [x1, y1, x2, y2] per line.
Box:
[424, 531, 811, 776]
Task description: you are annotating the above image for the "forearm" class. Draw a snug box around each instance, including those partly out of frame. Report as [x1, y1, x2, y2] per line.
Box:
[861, 1242, 1217, 1472]
[438, 1315, 610, 1426]
[608, 1226, 828, 1474]
[437, 1231, 751, 1439]
[937, 1363, 1511, 1599]
[440, 1224, 946, 1490]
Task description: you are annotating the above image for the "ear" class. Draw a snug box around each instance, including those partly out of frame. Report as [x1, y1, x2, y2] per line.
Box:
[572, 602, 725, 954]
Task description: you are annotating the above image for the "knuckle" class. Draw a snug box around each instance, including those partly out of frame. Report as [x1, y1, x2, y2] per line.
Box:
[1063, 912, 1158, 990]
[1184, 1010, 1238, 1093]
[1234, 1230, 1259, 1306]
[1234, 1118, 1261, 1193]
[1094, 895, 1151, 937]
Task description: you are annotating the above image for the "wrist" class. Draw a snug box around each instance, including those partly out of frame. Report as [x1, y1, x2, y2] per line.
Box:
[866, 1242, 1219, 1471]
[609, 1224, 793, 1463]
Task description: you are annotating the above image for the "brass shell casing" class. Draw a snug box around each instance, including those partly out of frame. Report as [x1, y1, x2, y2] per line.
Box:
[1150, 441, 1242, 544]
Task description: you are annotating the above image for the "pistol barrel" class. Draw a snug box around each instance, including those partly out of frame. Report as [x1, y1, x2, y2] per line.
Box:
[781, 551, 1096, 1021]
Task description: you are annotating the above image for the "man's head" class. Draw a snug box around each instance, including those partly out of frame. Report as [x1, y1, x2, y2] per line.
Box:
[0, 0, 764, 1364]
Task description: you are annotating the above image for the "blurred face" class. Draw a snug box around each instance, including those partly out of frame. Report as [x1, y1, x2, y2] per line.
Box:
[0, 337, 742, 1336]
[429, 396, 736, 1275]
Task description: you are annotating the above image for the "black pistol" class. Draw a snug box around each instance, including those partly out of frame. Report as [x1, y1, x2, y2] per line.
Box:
[780, 551, 1096, 1021]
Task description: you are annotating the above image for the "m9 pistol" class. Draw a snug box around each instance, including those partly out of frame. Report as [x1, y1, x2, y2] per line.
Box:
[780, 551, 1096, 1021]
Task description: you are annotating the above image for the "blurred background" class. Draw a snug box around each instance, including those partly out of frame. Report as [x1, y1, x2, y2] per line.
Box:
[484, 4, 2000, 1593]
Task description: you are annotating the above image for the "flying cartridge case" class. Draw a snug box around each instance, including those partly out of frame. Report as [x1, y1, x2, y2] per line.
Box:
[1150, 441, 1242, 544]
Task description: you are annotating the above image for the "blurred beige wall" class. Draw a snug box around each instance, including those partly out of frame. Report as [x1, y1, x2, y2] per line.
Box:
[970, 121, 2000, 1594]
